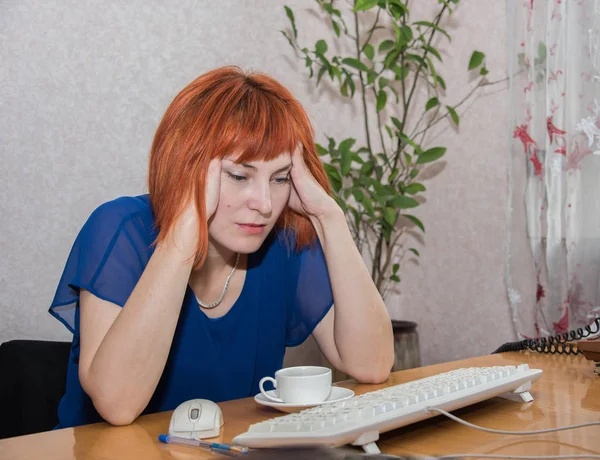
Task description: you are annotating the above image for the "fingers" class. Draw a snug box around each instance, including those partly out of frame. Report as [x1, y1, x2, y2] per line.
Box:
[206, 159, 222, 219]
[291, 144, 305, 169]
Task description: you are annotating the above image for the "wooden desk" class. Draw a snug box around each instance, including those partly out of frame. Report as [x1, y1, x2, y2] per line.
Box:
[1, 352, 598, 459]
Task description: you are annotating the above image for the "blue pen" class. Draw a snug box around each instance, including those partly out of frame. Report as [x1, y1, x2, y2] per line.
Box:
[158, 434, 249, 456]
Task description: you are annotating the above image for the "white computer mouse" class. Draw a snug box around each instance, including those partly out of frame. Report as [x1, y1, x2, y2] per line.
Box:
[168, 398, 224, 439]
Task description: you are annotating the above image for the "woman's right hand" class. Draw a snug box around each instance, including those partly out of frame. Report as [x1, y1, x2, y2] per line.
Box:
[205, 158, 222, 220]
[170, 159, 221, 261]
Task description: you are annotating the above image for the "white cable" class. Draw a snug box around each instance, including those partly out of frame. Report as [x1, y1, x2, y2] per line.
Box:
[426, 407, 600, 435]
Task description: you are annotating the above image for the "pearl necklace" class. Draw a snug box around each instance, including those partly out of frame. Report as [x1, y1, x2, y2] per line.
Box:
[196, 253, 241, 309]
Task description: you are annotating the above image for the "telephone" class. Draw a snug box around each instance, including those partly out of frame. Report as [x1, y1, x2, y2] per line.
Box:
[493, 316, 600, 355]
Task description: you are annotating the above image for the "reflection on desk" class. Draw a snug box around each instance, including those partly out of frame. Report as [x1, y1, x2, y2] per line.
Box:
[0, 352, 598, 460]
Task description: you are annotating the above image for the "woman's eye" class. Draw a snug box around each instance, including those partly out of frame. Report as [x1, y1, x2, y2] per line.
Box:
[274, 175, 290, 184]
[227, 172, 246, 182]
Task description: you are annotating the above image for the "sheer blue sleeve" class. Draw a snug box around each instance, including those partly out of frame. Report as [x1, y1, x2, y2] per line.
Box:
[49, 198, 152, 333]
[285, 238, 334, 347]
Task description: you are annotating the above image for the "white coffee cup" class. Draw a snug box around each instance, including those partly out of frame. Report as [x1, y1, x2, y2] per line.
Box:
[259, 366, 332, 404]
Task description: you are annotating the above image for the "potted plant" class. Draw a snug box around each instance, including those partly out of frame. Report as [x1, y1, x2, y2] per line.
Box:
[282, 0, 498, 370]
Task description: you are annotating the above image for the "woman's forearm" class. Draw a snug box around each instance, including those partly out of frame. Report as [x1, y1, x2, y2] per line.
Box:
[81, 239, 194, 425]
[311, 207, 394, 381]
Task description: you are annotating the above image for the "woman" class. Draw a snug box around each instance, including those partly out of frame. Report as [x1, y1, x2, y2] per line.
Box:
[49, 66, 394, 428]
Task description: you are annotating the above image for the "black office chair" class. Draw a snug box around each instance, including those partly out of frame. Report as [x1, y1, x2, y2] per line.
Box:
[0, 340, 71, 439]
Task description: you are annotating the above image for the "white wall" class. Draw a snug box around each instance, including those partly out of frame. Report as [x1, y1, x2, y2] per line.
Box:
[0, 0, 518, 365]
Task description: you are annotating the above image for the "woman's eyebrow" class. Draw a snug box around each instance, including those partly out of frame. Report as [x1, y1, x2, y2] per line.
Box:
[239, 163, 292, 174]
[272, 164, 293, 174]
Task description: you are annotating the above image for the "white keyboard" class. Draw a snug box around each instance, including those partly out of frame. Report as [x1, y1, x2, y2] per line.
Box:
[233, 365, 543, 451]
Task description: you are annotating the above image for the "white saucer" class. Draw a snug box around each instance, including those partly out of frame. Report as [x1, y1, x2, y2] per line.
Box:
[254, 387, 355, 413]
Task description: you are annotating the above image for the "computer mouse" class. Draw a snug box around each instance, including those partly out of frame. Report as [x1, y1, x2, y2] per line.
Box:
[168, 398, 224, 439]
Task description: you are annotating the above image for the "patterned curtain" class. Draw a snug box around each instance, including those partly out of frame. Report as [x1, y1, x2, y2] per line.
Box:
[506, 0, 600, 339]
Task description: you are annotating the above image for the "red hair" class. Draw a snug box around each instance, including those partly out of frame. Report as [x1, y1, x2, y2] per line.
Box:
[148, 66, 331, 268]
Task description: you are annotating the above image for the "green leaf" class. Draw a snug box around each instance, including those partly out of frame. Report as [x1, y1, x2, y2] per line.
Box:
[323, 163, 342, 191]
[322, 2, 342, 17]
[317, 65, 327, 85]
[342, 57, 369, 72]
[468, 50, 485, 70]
[404, 214, 425, 232]
[447, 106, 459, 126]
[366, 69, 378, 85]
[405, 53, 427, 68]
[389, 1, 407, 20]
[338, 137, 356, 153]
[384, 50, 401, 69]
[388, 0, 408, 17]
[392, 65, 409, 80]
[409, 168, 419, 179]
[346, 76, 356, 97]
[360, 161, 374, 176]
[363, 44, 375, 61]
[417, 146, 446, 164]
[341, 152, 352, 176]
[423, 45, 442, 62]
[378, 40, 395, 52]
[409, 248, 420, 256]
[404, 183, 426, 194]
[400, 25, 413, 43]
[316, 143, 328, 156]
[362, 198, 375, 217]
[398, 134, 422, 154]
[353, 0, 379, 12]
[352, 188, 364, 202]
[435, 75, 446, 90]
[340, 79, 348, 97]
[391, 116, 403, 132]
[413, 21, 451, 41]
[425, 97, 439, 111]
[390, 196, 419, 209]
[339, 138, 356, 176]
[332, 20, 341, 37]
[388, 85, 400, 103]
[480, 66, 489, 76]
[284, 6, 297, 39]
[383, 207, 397, 226]
[393, 263, 400, 274]
[390, 275, 400, 283]
[376, 89, 387, 112]
[379, 77, 389, 89]
[316, 39, 328, 55]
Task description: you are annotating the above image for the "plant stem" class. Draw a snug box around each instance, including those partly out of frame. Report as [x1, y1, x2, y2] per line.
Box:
[354, 11, 374, 161]
[393, 3, 448, 173]
[361, 8, 381, 53]
[412, 75, 508, 138]
[373, 87, 389, 158]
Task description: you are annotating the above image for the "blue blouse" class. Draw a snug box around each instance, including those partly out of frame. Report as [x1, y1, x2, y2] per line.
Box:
[49, 195, 333, 428]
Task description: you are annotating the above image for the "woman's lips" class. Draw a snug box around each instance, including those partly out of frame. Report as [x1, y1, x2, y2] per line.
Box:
[238, 223, 266, 234]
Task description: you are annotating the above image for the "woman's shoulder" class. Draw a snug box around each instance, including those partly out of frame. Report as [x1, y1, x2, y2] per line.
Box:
[84, 194, 152, 229]
[80, 194, 155, 243]
[90, 194, 152, 222]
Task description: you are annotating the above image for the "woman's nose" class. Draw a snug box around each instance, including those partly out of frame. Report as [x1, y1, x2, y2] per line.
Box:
[248, 182, 272, 215]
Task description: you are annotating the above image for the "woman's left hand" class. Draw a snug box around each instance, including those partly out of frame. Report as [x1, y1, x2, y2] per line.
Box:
[288, 146, 338, 219]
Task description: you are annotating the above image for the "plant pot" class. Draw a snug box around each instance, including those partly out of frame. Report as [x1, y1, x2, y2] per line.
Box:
[391, 320, 421, 371]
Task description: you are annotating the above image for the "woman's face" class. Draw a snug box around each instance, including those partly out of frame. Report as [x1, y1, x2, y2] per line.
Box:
[208, 152, 293, 254]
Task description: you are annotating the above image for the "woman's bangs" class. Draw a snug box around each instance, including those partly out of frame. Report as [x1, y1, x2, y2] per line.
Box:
[225, 97, 300, 163]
